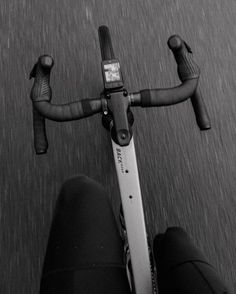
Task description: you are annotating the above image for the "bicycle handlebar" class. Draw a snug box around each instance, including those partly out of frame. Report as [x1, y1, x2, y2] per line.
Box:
[29, 55, 102, 153]
[29, 34, 210, 153]
[131, 35, 210, 129]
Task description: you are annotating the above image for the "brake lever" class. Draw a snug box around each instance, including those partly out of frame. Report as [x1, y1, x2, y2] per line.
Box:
[29, 63, 37, 79]
[30, 56, 54, 154]
[183, 41, 192, 53]
[168, 35, 211, 130]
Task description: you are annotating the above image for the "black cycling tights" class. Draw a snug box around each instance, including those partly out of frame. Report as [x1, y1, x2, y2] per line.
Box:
[40, 175, 229, 294]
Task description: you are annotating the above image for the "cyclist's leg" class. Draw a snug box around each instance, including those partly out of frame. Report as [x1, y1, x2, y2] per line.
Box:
[153, 227, 229, 293]
[40, 175, 131, 294]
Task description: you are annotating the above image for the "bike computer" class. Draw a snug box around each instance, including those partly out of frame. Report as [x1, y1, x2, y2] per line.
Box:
[101, 59, 124, 90]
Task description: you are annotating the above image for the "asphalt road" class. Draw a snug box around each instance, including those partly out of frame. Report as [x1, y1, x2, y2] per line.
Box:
[1, 0, 236, 293]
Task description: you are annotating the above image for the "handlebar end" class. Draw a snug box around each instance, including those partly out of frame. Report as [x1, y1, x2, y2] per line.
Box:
[35, 149, 47, 155]
[197, 119, 211, 131]
[201, 124, 211, 131]
[191, 90, 211, 131]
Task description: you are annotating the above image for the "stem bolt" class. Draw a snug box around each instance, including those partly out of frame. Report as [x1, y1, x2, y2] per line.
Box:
[121, 133, 126, 139]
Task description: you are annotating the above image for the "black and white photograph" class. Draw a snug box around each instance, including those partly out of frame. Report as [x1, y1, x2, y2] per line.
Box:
[1, 1, 235, 293]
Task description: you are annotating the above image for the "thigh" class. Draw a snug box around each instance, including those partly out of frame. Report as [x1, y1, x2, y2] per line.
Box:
[153, 227, 229, 293]
[40, 175, 131, 294]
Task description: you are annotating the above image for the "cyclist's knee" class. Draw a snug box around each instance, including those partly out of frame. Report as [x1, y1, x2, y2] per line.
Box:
[59, 174, 107, 204]
[153, 226, 229, 293]
[60, 174, 90, 193]
[153, 226, 206, 270]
